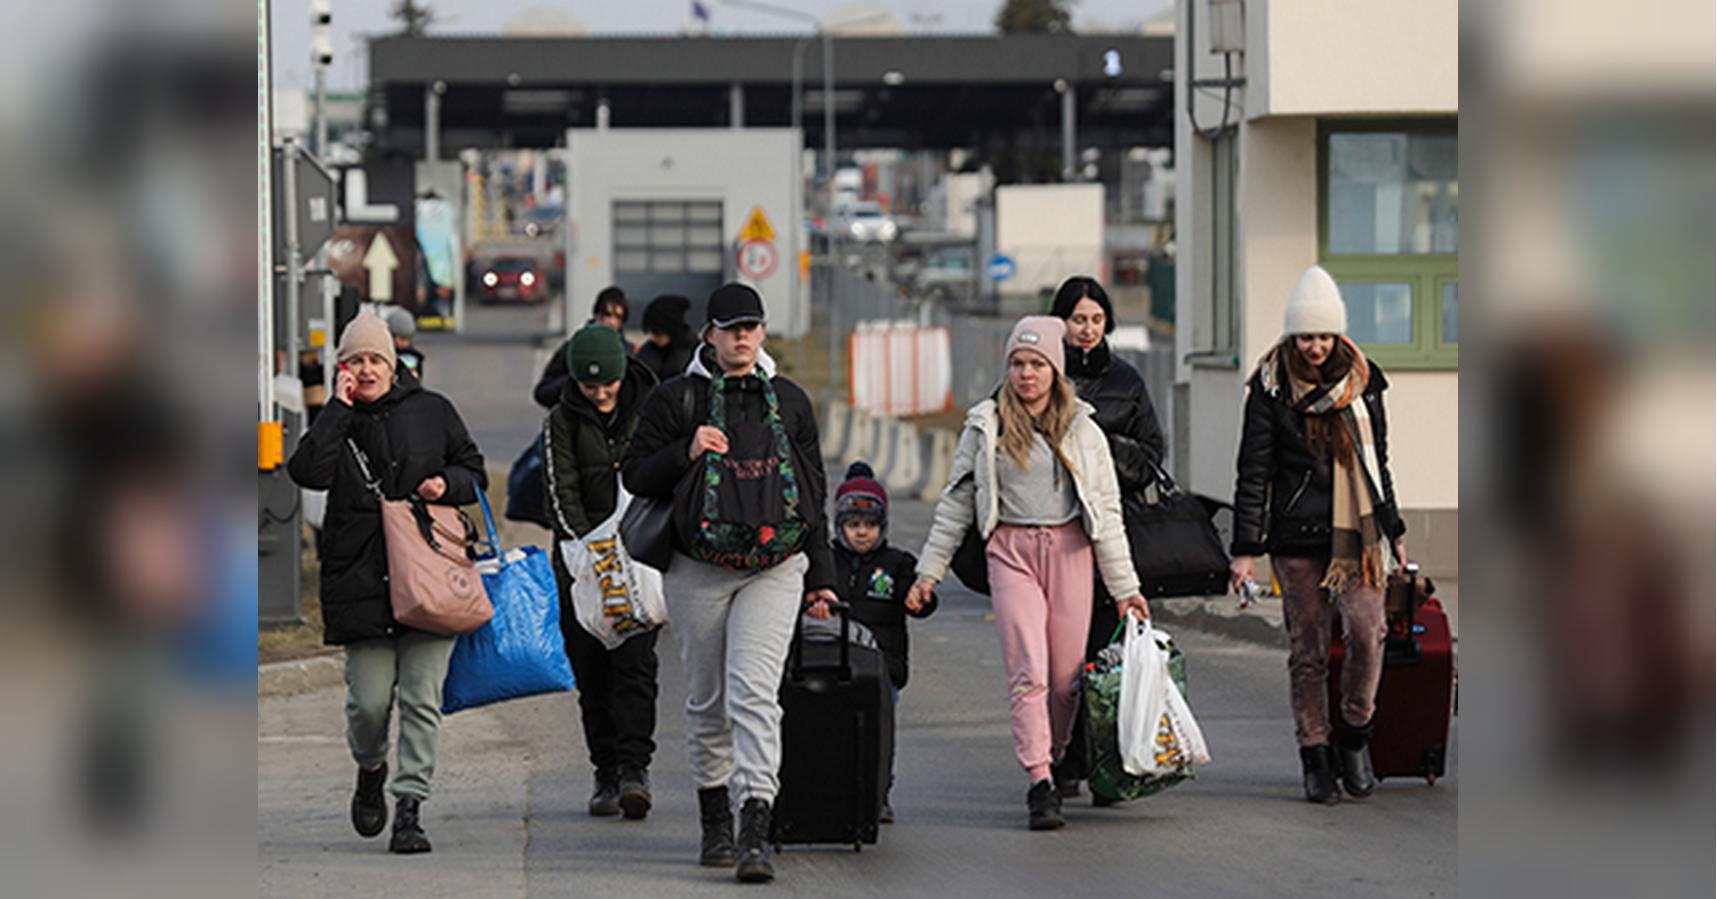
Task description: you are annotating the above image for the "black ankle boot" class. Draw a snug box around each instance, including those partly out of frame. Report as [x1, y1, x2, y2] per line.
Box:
[351, 763, 388, 838]
[697, 786, 738, 868]
[1050, 756, 1083, 799]
[1026, 779, 1065, 830]
[1300, 745, 1341, 805]
[734, 798, 774, 883]
[588, 768, 621, 817]
[617, 767, 652, 820]
[1335, 720, 1377, 798]
[389, 796, 432, 854]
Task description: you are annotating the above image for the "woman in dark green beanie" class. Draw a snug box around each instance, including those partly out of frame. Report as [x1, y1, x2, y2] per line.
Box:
[543, 323, 663, 820]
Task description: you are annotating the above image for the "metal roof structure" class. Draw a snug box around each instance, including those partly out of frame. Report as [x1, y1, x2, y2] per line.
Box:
[367, 34, 1174, 165]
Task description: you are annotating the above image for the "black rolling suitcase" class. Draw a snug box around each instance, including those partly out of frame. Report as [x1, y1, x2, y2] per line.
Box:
[771, 601, 894, 851]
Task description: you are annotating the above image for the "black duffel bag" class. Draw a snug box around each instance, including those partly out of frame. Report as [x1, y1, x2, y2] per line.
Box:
[1125, 462, 1230, 598]
[506, 431, 549, 528]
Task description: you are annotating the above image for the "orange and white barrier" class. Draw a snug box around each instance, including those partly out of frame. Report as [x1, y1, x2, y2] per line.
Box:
[847, 323, 953, 419]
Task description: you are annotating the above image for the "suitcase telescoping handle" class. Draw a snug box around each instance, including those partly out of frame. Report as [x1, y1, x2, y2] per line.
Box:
[790, 599, 853, 684]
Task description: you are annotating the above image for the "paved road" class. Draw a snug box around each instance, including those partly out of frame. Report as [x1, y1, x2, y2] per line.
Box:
[260, 304, 1457, 897]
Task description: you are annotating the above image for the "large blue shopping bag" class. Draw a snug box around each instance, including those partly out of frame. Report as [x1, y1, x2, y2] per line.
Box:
[442, 491, 576, 713]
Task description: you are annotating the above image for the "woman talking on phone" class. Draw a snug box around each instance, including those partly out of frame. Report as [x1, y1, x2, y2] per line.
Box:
[288, 312, 487, 853]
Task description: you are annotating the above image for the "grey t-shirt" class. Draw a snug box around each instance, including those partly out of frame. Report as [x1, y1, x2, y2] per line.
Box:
[996, 433, 1082, 526]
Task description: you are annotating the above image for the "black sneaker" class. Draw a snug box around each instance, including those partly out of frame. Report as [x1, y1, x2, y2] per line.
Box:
[734, 798, 775, 883]
[351, 763, 388, 838]
[1026, 779, 1065, 831]
[388, 796, 432, 854]
[588, 769, 621, 817]
[617, 767, 653, 820]
[880, 800, 895, 824]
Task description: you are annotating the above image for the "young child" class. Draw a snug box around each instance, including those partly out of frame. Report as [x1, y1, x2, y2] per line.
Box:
[817, 461, 937, 822]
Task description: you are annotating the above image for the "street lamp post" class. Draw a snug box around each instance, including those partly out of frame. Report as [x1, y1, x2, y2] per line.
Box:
[721, 0, 845, 388]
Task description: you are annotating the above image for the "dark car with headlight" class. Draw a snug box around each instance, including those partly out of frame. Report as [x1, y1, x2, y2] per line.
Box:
[479, 256, 543, 304]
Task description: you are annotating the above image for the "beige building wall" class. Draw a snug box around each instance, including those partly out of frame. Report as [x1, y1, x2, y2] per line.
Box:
[1252, 0, 1458, 117]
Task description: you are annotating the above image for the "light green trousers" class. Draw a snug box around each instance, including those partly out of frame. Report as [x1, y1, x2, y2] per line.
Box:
[344, 631, 458, 800]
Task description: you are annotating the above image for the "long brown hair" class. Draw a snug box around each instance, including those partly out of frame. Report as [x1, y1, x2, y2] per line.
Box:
[1281, 336, 1358, 465]
[998, 370, 1079, 474]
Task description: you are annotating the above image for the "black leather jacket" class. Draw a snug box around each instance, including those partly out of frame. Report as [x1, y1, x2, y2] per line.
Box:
[1231, 359, 1405, 558]
[1064, 340, 1166, 496]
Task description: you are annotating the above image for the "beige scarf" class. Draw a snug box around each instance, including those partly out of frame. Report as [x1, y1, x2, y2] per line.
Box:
[1257, 337, 1391, 592]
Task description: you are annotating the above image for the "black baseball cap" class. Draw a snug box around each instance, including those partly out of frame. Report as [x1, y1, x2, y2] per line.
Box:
[705, 283, 767, 330]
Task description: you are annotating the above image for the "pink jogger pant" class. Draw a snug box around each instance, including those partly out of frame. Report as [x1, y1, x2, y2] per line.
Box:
[986, 522, 1095, 783]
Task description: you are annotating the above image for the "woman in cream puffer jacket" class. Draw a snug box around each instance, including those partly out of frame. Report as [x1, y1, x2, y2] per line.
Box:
[906, 316, 1145, 832]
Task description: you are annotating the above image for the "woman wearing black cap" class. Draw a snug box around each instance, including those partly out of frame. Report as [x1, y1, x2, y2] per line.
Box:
[622, 283, 836, 884]
[1047, 275, 1167, 802]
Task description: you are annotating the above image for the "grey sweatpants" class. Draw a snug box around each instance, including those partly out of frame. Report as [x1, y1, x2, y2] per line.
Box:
[344, 630, 458, 800]
[662, 552, 809, 805]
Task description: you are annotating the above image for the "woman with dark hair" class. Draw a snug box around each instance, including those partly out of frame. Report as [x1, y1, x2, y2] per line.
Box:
[1046, 275, 1166, 800]
[1231, 265, 1408, 805]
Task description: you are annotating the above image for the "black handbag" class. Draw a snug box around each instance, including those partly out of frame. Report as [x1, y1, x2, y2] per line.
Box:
[616, 385, 699, 573]
[1124, 462, 1231, 598]
[619, 494, 677, 572]
[950, 524, 990, 595]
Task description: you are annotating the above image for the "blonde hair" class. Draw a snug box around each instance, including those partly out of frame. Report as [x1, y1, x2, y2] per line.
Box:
[998, 369, 1079, 475]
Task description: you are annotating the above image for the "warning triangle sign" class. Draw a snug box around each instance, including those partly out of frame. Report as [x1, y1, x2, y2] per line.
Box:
[740, 206, 776, 242]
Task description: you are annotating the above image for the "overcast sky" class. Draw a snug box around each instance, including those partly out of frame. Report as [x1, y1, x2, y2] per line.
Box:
[272, 0, 1173, 92]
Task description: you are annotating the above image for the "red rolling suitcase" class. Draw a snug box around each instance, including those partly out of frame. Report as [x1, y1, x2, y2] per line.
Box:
[1328, 596, 1455, 783]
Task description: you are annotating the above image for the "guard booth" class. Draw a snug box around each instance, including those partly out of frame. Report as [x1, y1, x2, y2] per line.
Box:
[563, 128, 806, 335]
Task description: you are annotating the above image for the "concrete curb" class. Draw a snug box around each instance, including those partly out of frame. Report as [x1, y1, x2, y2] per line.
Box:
[1150, 596, 1289, 649]
[260, 654, 345, 698]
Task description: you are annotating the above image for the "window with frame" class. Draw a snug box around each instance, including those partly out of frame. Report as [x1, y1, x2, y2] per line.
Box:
[612, 200, 725, 275]
[1191, 130, 1240, 367]
[1319, 121, 1458, 368]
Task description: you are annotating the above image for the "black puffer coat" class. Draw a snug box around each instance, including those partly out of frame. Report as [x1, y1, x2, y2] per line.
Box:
[1231, 359, 1405, 559]
[1064, 339, 1166, 497]
[287, 372, 487, 644]
[830, 541, 937, 689]
[621, 346, 835, 592]
[544, 356, 658, 542]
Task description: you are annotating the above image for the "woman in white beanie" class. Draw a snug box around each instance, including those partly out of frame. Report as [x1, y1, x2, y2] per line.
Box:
[908, 315, 1146, 831]
[1229, 265, 1408, 805]
[286, 312, 487, 854]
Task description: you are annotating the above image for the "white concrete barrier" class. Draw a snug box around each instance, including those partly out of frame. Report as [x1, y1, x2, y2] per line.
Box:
[918, 427, 959, 504]
[843, 409, 876, 468]
[884, 422, 922, 493]
[820, 401, 851, 460]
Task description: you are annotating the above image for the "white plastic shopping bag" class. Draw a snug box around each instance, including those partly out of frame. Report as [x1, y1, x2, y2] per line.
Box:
[1119, 617, 1211, 776]
[560, 489, 668, 650]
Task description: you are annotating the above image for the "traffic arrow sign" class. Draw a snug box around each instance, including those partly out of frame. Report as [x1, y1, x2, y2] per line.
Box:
[363, 233, 399, 301]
